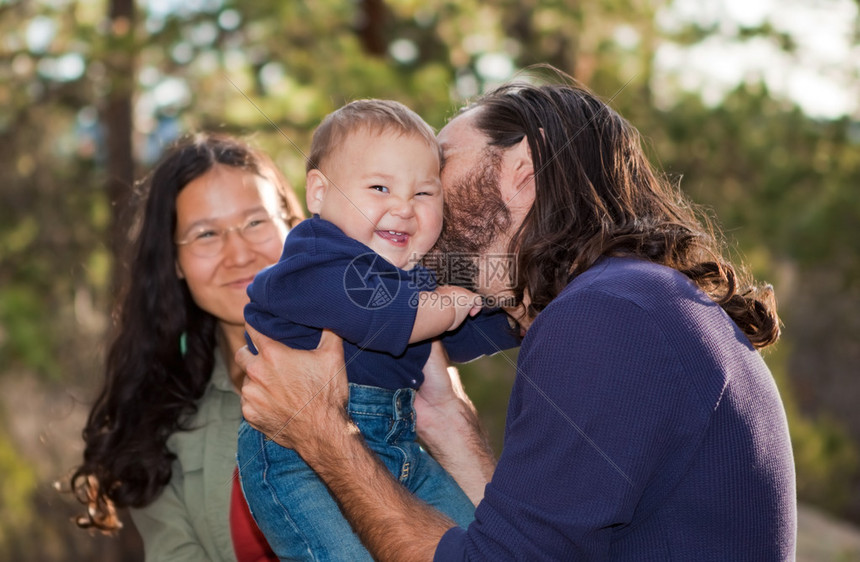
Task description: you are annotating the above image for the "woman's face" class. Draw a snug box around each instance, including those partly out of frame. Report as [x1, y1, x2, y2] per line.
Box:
[174, 164, 289, 328]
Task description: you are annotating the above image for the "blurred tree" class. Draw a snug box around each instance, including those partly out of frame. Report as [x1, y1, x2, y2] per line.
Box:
[646, 65, 860, 524]
[104, 0, 136, 292]
[0, 0, 121, 558]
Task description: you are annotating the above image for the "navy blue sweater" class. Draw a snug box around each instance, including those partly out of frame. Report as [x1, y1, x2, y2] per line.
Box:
[436, 257, 796, 560]
[245, 217, 520, 389]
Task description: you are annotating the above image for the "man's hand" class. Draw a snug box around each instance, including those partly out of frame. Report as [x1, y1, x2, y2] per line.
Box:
[236, 325, 350, 452]
[415, 341, 467, 437]
[237, 326, 453, 561]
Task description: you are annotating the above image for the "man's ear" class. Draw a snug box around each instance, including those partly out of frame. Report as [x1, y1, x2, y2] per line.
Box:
[502, 134, 536, 206]
[305, 169, 327, 215]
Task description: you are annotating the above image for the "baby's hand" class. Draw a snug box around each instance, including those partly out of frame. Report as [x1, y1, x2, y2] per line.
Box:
[411, 286, 484, 343]
[434, 285, 483, 331]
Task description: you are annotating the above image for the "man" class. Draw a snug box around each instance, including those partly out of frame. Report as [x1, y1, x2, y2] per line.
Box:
[237, 73, 797, 560]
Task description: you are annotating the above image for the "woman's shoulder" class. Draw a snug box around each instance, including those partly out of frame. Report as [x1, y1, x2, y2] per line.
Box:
[167, 358, 241, 467]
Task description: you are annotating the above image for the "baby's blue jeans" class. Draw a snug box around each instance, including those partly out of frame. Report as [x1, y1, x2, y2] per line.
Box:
[237, 383, 476, 561]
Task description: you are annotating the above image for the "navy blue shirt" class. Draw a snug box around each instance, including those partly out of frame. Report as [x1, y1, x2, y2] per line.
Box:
[436, 257, 796, 560]
[245, 217, 520, 389]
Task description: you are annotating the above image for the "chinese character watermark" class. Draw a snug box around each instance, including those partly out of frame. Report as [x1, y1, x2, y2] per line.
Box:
[342, 252, 518, 311]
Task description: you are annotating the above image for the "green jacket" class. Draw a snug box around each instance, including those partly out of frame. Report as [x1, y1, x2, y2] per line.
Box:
[130, 353, 240, 561]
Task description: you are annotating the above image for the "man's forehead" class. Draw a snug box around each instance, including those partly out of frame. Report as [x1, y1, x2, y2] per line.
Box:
[437, 109, 487, 158]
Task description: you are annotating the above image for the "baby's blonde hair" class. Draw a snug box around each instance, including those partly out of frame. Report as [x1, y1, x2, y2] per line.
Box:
[307, 99, 439, 172]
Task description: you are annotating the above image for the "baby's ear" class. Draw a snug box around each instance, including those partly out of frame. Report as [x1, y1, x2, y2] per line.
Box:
[305, 169, 327, 214]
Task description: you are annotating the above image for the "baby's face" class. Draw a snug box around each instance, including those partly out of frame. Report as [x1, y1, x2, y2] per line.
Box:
[308, 128, 443, 270]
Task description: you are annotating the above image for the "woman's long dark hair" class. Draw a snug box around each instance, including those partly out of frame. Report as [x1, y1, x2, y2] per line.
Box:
[70, 133, 303, 532]
[472, 69, 779, 349]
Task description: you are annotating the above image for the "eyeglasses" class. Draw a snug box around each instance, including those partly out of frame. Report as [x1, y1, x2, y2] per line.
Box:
[175, 213, 287, 258]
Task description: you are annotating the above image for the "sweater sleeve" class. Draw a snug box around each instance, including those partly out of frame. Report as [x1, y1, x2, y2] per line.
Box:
[442, 308, 521, 364]
[436, 288, 711, 560]
[245, 220, 418, 356]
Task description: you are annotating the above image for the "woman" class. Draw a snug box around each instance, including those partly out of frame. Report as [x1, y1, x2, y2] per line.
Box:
[70, 133, 303, 561]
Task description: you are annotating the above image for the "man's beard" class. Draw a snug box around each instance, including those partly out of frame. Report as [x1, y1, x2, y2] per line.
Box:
[423, 150, 512, 292]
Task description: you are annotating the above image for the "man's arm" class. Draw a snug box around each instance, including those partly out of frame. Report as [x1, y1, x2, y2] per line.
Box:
[305, 419, 455, 561]
[237, 326, 459, 561]
[415, 341, 496, 504]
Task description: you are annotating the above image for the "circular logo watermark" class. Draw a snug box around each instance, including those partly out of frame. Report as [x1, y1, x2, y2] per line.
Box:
[343, 252, 403, 310]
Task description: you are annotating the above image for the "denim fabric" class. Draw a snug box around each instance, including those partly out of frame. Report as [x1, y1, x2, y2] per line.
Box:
[237, 383, 475, 561]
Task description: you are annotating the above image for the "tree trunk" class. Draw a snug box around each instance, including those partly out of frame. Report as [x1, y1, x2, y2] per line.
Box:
[357, 0, 387, 56]
[105, 0, 136, 297]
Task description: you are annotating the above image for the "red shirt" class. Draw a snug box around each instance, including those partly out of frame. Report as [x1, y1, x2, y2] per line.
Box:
[230, 468, 277, 562]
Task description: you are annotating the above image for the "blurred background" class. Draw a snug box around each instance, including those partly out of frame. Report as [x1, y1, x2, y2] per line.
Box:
[1, 0, 859, 559]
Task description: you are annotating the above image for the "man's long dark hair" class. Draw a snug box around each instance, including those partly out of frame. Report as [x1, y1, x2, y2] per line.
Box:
[472, 71, 779, 349]
[70, 133, 303, 532]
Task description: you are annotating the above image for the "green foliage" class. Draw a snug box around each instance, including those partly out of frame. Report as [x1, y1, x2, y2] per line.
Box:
[766, 346, 860, 514]
[651, 86, 860, 276]
[459, 350, 519, 453]
[793, 414, 860, 512]
[0, 424, 37, 557]
[0, 286, 60, 379]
